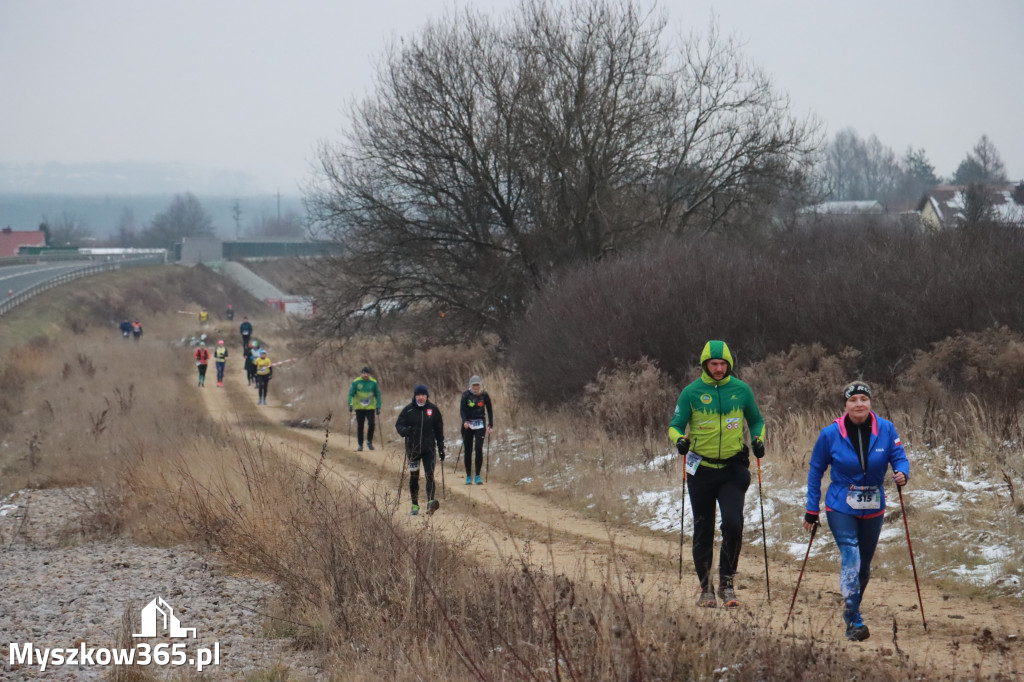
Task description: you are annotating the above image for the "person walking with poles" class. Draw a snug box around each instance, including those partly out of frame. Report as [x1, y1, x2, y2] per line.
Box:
[669, 340, 765, 609]
[213, 340, 229, 387]
[131, 320, 143, 341]
[459, 375, 493, 485]
[348, 366, 381, 451]
[119, 319, 132, 339]
[395, 384, 445, 516]
[803, 381, 909, 642]
[194, 342, 210, 387]
[254, 348, 272, 404]
[239, 317, 253, 354]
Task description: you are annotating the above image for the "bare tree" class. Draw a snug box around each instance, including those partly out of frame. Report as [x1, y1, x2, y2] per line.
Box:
[46, 212, 93, 247]
[114, 207, 139, 247]
[141, 193, 214, 249]
[953, 134, 1008, 185]
[306, 0, 818, 340]
[818, 128, 901, 202]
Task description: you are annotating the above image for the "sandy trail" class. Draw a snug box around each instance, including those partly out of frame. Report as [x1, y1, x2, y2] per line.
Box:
[199, 376, 1024, 679]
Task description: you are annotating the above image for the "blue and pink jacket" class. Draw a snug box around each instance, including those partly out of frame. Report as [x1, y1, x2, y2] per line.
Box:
[806, 412, 910, 518]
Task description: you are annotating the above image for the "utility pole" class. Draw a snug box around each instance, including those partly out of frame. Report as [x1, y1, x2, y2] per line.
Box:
[231, 199, 242, 240]
[276, 190, 281, 222]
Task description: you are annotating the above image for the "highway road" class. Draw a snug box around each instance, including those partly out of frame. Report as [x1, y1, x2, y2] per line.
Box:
[0, 261, 99, 298]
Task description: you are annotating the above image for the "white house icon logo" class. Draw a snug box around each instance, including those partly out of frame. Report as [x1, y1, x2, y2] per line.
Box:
[133, 597, 197, 638]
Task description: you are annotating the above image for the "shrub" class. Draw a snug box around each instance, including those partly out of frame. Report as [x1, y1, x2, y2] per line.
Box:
[511, 225, 1024, 404]
[584, 356, 677, 440]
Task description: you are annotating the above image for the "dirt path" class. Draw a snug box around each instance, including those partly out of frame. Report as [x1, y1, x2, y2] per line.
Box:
[199, 377, 1024, 679]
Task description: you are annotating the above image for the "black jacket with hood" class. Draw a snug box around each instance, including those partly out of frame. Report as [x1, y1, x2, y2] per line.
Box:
[395, 393, 445, 459]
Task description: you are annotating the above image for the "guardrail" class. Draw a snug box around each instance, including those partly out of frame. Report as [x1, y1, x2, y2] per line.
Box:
[0, 255, 165, 317]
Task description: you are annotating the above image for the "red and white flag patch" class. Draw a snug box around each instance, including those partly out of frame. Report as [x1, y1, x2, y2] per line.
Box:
[427, 409, 433, 416]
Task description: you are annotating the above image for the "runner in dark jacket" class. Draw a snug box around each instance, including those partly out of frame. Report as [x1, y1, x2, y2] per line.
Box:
[395, 384, 445, 515]
[459, 375, 493, 485]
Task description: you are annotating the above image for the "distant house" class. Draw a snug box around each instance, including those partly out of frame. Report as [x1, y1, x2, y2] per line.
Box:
[797, 200, 885, 216]
[0, 227, 46, 258]
[917, 183, 1024, 231]
[795, 200, 919, 229]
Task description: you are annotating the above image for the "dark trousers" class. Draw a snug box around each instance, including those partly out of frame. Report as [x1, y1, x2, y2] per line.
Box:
[241, 334, 251, 354]
[408, 451, 436, 505]
[355, 409, 376, 445]
[215, 361, 225, 382]
[462, 428, 485, 476]
[687, 458, 751, 590]
[256, 374, 270, 400]
[197, 364, 208, 382]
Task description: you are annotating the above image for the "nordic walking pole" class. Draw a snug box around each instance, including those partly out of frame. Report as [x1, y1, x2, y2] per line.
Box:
[756, 457, 771, 601]
[897, 484, 927, 631]
[678, 468, 687, 581]
[441, 447, 447, 500]
[785, 521, 818, 630]
[397, 445, 407, 505]
[347, 411, 352, 448]
[485, 431, 491, 483]
[452, 439, 464, 476]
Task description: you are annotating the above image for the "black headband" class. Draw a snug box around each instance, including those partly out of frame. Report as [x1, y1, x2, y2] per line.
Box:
[844, 382, 871, 400]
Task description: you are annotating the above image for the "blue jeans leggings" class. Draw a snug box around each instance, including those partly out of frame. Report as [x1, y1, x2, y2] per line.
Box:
[825, 511, 884, 623]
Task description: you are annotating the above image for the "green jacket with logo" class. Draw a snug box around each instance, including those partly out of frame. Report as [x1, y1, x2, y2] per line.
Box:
[668, 341, 765, 469]
[348, 377, 381, 410]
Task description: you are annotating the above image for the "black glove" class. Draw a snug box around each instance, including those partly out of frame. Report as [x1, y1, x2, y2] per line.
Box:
[348, 405, 353, 413]
[438, 449, 446, 462]
[752, 439, 765, 459]
[804, 512, 820, 527]
[675, 437, 690, 456]
[375, 408, 380, 416]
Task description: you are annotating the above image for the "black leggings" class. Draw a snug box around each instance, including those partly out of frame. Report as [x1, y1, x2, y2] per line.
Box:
[462, 428, 485, 476]
[687, 458, 751, 590]
[256, 374, 270, 400]
[355, 409, 376, 445]
[408, 452, 436, 505]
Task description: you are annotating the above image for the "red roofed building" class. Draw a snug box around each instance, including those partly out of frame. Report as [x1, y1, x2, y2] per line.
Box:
[0, 227, 47, 258]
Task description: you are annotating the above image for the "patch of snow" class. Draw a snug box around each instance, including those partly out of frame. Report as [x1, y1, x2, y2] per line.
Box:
[905, 489, 961, 512]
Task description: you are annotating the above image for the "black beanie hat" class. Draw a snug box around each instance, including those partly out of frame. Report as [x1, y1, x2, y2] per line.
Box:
[843, 382, 872, 400]
[413, 383, 429, 396]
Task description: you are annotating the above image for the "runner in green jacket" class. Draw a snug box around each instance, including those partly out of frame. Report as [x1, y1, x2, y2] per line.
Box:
[669, 340, 765, 608]
[349, 367, 382, 451]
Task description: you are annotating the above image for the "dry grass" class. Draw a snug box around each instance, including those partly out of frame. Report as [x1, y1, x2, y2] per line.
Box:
[4, 265, 1023, 679]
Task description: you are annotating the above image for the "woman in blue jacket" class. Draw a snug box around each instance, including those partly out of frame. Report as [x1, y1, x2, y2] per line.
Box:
[803, 381, 909, 642]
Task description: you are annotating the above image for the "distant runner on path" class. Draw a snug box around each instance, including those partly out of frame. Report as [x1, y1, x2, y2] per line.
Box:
[255, 348, 272, 405]
[459, 375, 493, 485]
[194, 342, 210, 387]
[239, 317, 253, 354]
[213, 340, 229, 387]
[348, 367, 381, 452]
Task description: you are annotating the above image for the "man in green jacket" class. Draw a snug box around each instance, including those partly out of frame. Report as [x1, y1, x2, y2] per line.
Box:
[669, 340, 765, 609]
[349, 367, 382, 451]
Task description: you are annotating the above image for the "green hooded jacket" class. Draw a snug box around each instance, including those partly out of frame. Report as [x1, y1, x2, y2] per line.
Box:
[668, 340, 765, 469]
[349, 376, 381, 410]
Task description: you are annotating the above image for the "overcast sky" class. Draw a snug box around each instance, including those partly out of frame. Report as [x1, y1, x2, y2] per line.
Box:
[2, 0, 1021, 195]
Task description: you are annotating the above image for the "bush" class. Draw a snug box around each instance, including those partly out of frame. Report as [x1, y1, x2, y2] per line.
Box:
[584, 356, 677, 440]
[511, 225, 1024, 403]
